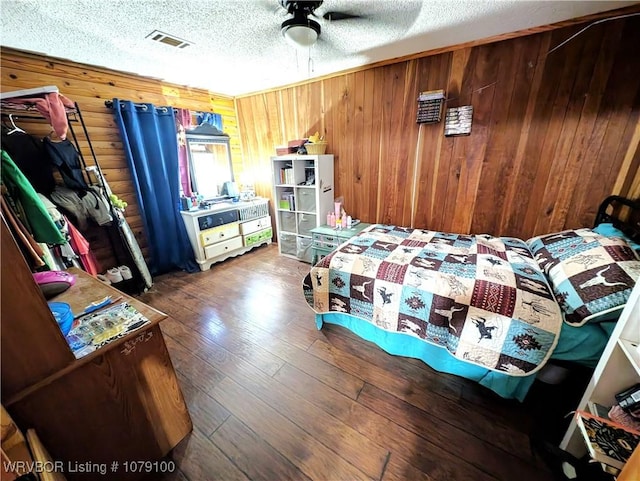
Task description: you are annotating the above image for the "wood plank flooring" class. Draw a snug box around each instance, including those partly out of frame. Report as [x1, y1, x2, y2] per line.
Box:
[138, 244, 556, 481]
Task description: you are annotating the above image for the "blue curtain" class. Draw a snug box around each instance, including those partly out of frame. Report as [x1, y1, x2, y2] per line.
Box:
[196, 112, 223, 131]
[112, 99, 198, 274]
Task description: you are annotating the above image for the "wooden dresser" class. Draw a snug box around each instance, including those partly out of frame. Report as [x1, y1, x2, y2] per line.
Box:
[1, 218, 192, 480]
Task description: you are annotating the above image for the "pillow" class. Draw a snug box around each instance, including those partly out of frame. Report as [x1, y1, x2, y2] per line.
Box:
[593, 223, 640, 253]
[527, 229, 640, 326]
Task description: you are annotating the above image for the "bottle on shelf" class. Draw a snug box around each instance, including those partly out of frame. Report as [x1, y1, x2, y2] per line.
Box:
[327, 211, 332, 226]
[329, 212, 336, 227]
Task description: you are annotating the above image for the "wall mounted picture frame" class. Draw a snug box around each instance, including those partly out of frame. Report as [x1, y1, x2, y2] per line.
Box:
[444, 106, 473, 136]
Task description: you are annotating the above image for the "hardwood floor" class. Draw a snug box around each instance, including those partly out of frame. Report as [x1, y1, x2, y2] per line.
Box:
[139, 244, 556, 481]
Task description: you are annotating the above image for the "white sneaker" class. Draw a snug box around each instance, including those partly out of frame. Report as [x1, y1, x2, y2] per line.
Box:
[96, 274, 111, 285]
[106, 267, 123, 283]
[118, 265, 133, 280]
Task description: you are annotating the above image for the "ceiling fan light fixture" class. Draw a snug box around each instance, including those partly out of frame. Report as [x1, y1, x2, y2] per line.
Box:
[281, 17, 321, 49]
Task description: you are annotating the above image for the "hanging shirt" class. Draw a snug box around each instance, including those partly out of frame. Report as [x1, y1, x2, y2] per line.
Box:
[1, 126, 56, 195]
[195, 112, 223, 130]
[1, 193, 46, 269]
[1, 150, 65, 245]
[65, 216, 99, 275]
[49, 185, 112, 230]
[175, 108, 193, 197]
[42, 137, 90, 192]
[3, 92, 75, 140]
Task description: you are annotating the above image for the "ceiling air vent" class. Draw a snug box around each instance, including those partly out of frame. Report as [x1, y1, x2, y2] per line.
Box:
[146, 30, 192, 49]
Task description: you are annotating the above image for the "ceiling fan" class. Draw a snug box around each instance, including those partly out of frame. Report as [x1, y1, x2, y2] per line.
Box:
[279, 0, 362, 49]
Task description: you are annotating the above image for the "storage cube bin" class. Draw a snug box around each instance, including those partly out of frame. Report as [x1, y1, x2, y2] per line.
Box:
[296, 188, 316, 212]
[297, 213, 316, 236]
[280, 233, 297, 256]
[297, 237, 313, 264]
[280, 211, 296, 233]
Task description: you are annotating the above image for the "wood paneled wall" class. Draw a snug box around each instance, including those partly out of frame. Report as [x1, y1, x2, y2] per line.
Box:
[237, 12, 640, 240]
[0, 48, 240, 270]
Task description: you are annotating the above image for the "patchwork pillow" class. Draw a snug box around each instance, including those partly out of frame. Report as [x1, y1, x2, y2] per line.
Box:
[527, 229, 640, 326]
[593, 223, 640, 254]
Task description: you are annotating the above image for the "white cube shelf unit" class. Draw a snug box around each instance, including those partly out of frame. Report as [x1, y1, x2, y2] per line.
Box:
[271, 154, 334, 263]
[560, 283, 640, 459]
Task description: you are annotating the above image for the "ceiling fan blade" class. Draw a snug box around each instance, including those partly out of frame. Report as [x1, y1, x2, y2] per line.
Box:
[322, 11, 362, 21]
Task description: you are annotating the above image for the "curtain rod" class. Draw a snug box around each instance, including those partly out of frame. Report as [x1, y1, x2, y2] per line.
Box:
[104, 100, 218, 116]
[104, 100, 168, 113]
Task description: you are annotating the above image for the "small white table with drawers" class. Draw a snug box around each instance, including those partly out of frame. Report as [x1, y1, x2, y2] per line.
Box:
[310, 223, 372, 265]
[181, 198, 272, 271]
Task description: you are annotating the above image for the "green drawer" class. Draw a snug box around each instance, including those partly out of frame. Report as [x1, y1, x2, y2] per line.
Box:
[312, 232, 337, 243]
[244, 227, 273, 247]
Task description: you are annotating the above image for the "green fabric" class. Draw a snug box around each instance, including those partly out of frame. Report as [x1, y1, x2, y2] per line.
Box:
[1, 150, 65, 244]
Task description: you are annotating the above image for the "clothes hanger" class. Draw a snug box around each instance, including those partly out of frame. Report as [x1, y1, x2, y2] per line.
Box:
[5, 114, 26, 135]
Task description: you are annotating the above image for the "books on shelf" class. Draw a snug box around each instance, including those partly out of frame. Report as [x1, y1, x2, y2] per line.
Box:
[279, 191, 295, 211]
[575, 410, 640, 470]
[279, 165, 294, 185]
[588, 401, 611, 419]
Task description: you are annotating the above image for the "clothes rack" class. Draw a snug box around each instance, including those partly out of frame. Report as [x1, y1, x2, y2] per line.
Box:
[1, 88, 152, 293]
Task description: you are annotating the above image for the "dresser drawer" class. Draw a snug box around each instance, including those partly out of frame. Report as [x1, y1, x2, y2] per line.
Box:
[244, 227, 273, 247]
[240, 216, 271, 235]
[200, 222, 240, 246]
[312, 232, 338, 245]
[197, 209, 239, 231]
[322, 240, 339, 249]
[204, 236, 243, 259]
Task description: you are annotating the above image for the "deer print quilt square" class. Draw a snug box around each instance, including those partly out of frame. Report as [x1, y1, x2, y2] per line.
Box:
[303, 225, 563, 375]
[527, 229, 640, 326]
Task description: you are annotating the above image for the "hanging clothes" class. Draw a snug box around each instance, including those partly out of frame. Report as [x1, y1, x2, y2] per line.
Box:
[1, 196, 46, 269]
[49, 185, 112, 230]
[65, 216, 99, 275]
[196, 112, 223, 131]
[175, 108, 193, 197]
[1, 150, 65, 244]
[37, 193, 63, 224]
[3, 92, 75, 140]
[1, 126, 56, 195]
[42, 137, 90, 192]
[39, 242, 62, 271]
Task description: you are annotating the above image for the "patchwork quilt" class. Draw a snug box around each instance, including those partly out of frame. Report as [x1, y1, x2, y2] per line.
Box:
[527, 228, 640, 326]
[303, 225, 563, 375]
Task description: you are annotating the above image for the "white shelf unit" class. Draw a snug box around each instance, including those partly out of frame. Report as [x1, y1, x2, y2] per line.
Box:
[560, 283, 640, 457]
[271, 154, 334, 263]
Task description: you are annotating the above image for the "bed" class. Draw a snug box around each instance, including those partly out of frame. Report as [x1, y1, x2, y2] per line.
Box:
[302, 196, 640, 401]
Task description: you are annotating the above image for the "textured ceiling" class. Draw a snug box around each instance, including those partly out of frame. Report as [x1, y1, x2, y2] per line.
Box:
[1, 0, 636, 96]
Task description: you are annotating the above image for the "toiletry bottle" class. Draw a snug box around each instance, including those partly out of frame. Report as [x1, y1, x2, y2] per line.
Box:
[342, 212, 347, 229]
[329, 212, 336, 227]
[347, 215, 352, 228]
[327, 211, 332, 226]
